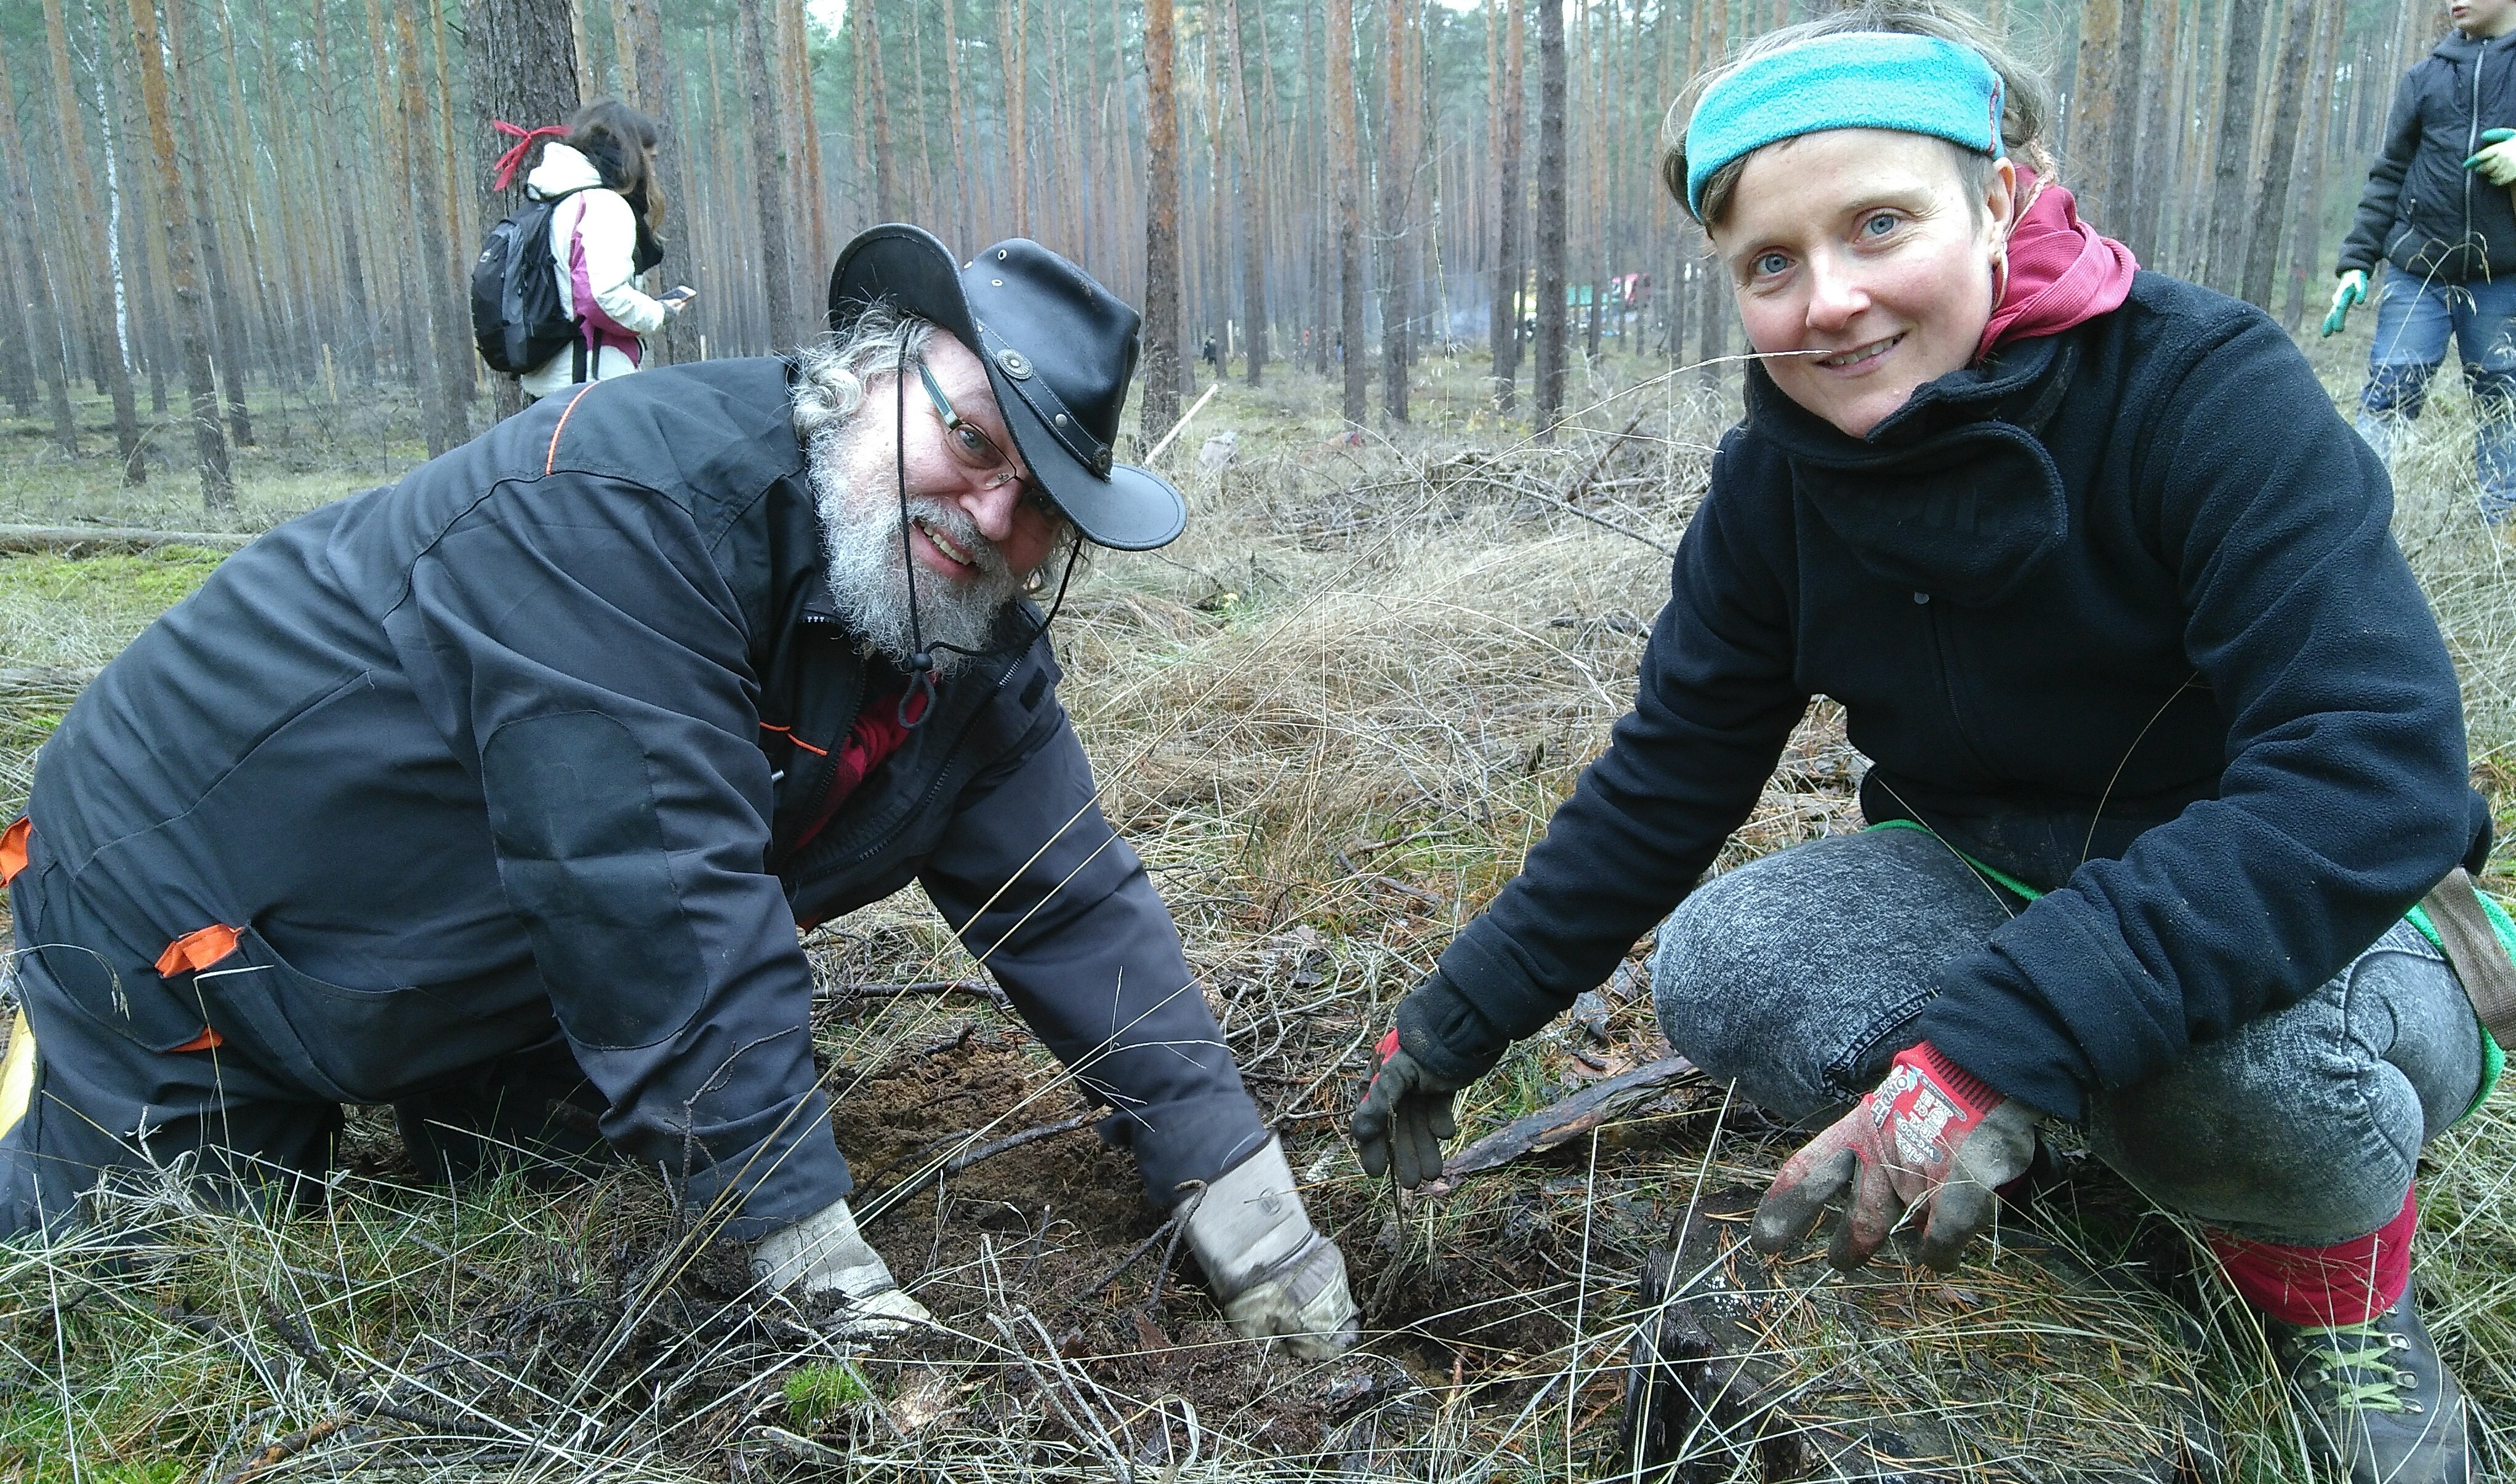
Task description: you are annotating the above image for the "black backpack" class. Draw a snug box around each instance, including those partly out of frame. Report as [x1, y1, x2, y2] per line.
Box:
[470, 187, 587, 376]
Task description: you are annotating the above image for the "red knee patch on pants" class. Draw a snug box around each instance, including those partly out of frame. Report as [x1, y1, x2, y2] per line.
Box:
[2210, 1186, 2418, 1326]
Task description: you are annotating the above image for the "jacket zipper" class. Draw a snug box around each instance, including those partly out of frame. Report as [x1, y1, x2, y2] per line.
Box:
[2469, 40, 2488, 265]
[794, 642, 1026, 881]
[787, 613, 864, 853]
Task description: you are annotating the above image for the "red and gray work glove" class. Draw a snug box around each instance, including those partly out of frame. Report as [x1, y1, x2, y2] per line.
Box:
[1349, 1028, 1468, 1189]
[1750, 1041, 2043, 1273]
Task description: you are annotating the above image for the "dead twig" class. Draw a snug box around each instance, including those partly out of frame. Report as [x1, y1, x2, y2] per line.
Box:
[818, 978, 1012, 1010]
[1422, 1053, 1699, 1190]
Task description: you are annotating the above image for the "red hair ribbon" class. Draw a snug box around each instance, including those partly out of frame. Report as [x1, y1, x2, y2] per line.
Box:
[490, 120, 569, 191]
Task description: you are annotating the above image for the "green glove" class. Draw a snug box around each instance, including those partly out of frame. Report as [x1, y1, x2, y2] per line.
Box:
[2465, 127, 2516, 185]
[2321, 270, 2368, 339]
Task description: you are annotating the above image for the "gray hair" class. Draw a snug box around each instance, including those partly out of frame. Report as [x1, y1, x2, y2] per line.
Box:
[790, 301, 938, 442]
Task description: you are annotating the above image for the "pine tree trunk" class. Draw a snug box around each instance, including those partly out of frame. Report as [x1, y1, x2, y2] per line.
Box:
[465, 0, 578, 419]
[165, 0, 255, 446]
[1221, 0, 1266, 387]
[856, 0, 894, 220]
[628, 0, 692, 365]
[313, 0, 377, 392]
[2283, 0, 2344, 335]
[1532, 0, 1567, 439]
[2240, 0, 2318, 310]
[1141, 0, 1184, 440]
[2073, 0, 2123, 227]
[395, 2, 471, 449]
[43, 0, 144, 482]
[1490, 0, 1524, 411]
[1003, 0, 1029, 236]
[0, 55, 79, 453]
[1328, 0, 1365, 426]
[2204, 0, 2270, 295]
[1692, 0, 1727, 387]
[101, 31, 172, 422]
[124, 0, 233, 505]
[941, 0, 971, 247]
[738, 0, 795, 345]
[1379, 0, 1412, 423]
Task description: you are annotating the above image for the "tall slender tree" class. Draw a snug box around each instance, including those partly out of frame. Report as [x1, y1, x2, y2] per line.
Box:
[1328, 0, 1366, 426]
[395, 0, 470, 451]
[738, 0, 795, 345]
[1141, 0, 1185, 440]
[0, 54, 80, 454]
[1379, 0, 1413, 423]
[1532, 0, 1568, 439]
[166, 0, 255, 445]
[43, 0, 145, 481]
[2240, 0, 2320, 310]
[2203, 0, 2270, 295]
[1223, 0, 1266, 387]
[1490, 0, 1525, 412]
[124, 0, 234, 505]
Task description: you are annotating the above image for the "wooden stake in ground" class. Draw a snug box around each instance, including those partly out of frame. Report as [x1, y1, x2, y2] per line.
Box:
[1141, 0, 1185, 442]
[123, 0, 233, 507]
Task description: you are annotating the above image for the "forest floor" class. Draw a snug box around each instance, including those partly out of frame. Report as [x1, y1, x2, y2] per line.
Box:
[1, 323, 2515, 1482]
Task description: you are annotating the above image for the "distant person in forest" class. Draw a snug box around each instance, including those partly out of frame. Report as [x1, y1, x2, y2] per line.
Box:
[519, 98, 691, 398]
[1352, 3, 2500, 1481]
[0, 224, 1357, 1360]
[2325, 0, 2516, 521]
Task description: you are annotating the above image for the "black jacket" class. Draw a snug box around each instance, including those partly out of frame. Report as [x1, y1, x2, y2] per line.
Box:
[2339, 29, 2516, 283]
[19, 359, 1259, 1237]
[1402, 274, 2490, 1121]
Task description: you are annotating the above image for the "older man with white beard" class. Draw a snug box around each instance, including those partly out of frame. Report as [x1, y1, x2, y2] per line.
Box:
[0, 226, 1359, 1357]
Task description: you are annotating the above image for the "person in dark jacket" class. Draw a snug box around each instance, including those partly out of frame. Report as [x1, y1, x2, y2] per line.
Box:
[1350, 6, 2496, 1480]
[2328, 0, 2516, 521]
[0, 225, 1357, 1358]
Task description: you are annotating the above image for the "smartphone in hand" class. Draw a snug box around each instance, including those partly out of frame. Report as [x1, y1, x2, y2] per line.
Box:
[661, 284, 697, 309]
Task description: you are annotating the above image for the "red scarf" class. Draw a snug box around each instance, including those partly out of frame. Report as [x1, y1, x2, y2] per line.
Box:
[1978, 169, 2139, 359]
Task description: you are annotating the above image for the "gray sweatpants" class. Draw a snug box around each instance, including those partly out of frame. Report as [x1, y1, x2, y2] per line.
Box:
[1649, 827, 2485, 1246]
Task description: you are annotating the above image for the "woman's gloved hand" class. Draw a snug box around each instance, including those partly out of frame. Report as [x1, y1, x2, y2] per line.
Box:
[1750, 1041, 2043, 1273]
[1349, 1027, 1468, 1189]
[2321, 270, 2368, 337]
[2465, 127, 2516, 184]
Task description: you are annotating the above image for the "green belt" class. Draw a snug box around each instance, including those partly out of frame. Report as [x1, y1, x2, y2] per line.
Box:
[1865, 819, 2504, 1118]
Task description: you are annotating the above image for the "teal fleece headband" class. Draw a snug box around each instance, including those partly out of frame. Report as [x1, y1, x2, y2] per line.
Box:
[1684, 32, 2004, 219]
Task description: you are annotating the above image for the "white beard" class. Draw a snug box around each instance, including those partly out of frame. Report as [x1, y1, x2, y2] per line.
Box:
[806, 420, 1023, 676]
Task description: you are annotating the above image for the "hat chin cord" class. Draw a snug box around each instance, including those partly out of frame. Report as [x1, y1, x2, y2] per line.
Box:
[893, 341, 1083, 730]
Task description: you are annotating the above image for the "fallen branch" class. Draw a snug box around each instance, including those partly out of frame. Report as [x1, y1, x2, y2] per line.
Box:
[818, 978, 1011, 1010]
[218, 1417, 361, 1484]
[0, 523, 250, 555]
[1144, 382, 1221, 464]
[1422, 1053, 1700, 1191]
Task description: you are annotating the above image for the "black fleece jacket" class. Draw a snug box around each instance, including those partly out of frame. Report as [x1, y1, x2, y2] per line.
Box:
[21, 359, 1259, 1237]
[2338, 28, 2516, 283]
[1401, 273, 2490, 1121]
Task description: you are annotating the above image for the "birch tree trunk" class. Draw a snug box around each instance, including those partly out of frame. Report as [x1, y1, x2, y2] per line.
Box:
[43, 0, 145, 482]
[124, 0, 234, 505]
[1533, 0, 1567, 439]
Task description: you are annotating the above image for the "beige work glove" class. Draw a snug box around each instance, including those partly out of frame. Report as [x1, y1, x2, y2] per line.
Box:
[749, 1196, 934, 1337]
[1184, 1136, 1359, 1358]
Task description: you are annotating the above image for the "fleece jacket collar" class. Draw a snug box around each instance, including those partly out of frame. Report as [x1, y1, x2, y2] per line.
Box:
[1743, 331, 2079, 606]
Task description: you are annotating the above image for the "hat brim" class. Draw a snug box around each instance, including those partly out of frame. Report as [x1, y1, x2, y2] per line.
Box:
[826, 224, 1186, 552]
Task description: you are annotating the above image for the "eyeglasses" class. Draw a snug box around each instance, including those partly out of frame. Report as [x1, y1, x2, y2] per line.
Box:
[915, 358, 1055, 518]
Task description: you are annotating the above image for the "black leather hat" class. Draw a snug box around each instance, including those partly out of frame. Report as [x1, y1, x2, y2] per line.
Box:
[826, 224, 1186, 551]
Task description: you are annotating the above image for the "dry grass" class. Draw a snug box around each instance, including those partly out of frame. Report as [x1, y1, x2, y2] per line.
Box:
[0, 327, 2511, 1482]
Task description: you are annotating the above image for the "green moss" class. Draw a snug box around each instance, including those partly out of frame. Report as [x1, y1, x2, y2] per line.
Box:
[782, 1362, 871, 1429]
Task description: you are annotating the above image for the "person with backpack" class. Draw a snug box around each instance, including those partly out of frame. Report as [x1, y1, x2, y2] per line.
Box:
[2324, 0, 2516, 522]
[510, 99, 686, 398]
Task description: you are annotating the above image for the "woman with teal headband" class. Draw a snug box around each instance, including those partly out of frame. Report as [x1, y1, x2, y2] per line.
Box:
[1349, 2, 2497, 1478]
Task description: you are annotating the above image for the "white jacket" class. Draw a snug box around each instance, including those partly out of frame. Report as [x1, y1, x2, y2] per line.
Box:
[520, 142, 669, 398]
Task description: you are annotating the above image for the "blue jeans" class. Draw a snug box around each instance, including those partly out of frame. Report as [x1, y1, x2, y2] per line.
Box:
[1649, 827, 2485, 1246]
[2356, 270, 2516, 521]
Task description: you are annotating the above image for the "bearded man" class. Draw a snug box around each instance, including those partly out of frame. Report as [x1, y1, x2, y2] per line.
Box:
[0, 226, 1357, 1355]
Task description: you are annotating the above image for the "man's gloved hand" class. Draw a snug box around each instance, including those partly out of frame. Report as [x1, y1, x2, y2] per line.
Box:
[1349, 1027, 1468, 1189]
[2322, 270, 2369, 337]
[1184, 1136, 1359, 1358]
[1750, 1042, 2043, 1273]
[749, 1196, 935, 1337]
[2466, 127, 2516, 185]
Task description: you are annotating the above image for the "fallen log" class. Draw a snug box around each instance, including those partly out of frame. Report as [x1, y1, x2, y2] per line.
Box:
[1422, 1052, 1699, 1190]
[0, 523, 251, 555]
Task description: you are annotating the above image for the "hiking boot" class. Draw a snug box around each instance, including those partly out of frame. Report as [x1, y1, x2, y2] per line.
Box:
[2267, 1285, 2479, 1484]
